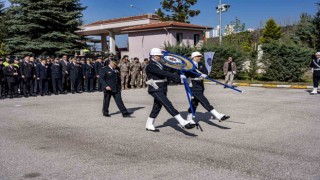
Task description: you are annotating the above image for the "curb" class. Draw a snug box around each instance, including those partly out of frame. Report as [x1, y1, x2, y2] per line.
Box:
[204, 82, 313, 89]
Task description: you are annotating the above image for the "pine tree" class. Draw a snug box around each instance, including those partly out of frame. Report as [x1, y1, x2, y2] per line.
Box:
[231, 17, 246, 33]
[314, 2, 320, 50]
[5, 0, 86, 56]
[295, 13, 315, 49]
[0, 1, 7, 55]
[260, 18, 282, 43]
[156, 0, 200, 23]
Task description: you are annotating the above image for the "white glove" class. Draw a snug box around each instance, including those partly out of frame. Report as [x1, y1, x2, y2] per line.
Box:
[180, 75, 186, 83]
[200, 74, 208, 78]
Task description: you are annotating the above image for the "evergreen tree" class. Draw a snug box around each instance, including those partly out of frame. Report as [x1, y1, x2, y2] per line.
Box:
[231, 17, 246, 33]
[295, 13, 315, 49]
[0, 1, 7, 55]
[260, 18, 282, 43]
[314, 2, 320, 50]
[5, 0, 86, 56]
[156, 0, 200, 23]
[261, 42, 313, 82]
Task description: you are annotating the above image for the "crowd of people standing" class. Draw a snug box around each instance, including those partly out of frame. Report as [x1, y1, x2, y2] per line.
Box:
[0, 54, 149, 99]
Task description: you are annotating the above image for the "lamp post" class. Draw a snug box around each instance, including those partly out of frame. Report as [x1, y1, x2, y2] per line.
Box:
[216, 0, 230, 46]
[130, 5, 145, 13]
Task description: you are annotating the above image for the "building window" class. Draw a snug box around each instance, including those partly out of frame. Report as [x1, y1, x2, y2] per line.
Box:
[176, 33, 183, 44]
[194, 34, 200, 46]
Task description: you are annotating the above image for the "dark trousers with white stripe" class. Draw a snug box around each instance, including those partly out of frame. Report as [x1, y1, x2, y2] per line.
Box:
[149, 91, 179, 118]
[313, 75, 320, 88]
[188, 91, 214, 113]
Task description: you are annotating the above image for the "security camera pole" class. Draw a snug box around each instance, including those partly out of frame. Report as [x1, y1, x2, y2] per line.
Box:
[216, 0, 230, 46]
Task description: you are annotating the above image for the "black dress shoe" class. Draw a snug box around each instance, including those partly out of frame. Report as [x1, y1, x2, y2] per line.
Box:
[219, 115, 230, 122]
[182, 123, 195, 129]
[103, 113, 111, 117]
[122, 112, 133, 117]
[146, 128, 160, 132]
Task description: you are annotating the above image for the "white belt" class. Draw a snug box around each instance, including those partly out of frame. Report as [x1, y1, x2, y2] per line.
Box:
[314, 68, 320, 71]
[153, 79, 167, 83]
[190, 78, 203, 81]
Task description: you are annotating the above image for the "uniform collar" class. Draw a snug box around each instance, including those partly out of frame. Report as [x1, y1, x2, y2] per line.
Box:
[151, 59, 163, 69]
[192, 60, 198, 68]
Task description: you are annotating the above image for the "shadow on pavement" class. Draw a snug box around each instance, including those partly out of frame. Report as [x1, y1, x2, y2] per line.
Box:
[180, 111, 232, 130]
[156, 118, 198, 137]
[109, 107, 145, 116]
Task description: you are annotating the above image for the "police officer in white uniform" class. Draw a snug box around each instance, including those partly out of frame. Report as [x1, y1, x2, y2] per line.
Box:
[310, 52, 320, 95]
[185, 52, 230, 123]
[145, 48, 196, 132]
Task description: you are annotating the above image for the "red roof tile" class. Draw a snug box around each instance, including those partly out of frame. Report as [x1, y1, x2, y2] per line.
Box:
[82, 14, 160, 27]
[121, 21, 212, 31]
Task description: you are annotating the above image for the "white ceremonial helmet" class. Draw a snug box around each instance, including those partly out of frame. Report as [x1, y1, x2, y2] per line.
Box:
[150, 48, 163, 56]
[315, 52, 320, 56]
[191, 51, 203, 59]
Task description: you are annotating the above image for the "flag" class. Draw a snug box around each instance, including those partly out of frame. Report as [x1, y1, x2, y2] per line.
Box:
[204, 52, 214, 73]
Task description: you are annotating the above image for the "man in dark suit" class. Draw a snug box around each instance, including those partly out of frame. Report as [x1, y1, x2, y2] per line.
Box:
[60, 55, 70, 93]
[99, 58, 132, 118]
[83, 59, 95, 92]
[70, 58, 80, 94]
[20, 56, 36, 97]
[51, 58, 63, 95]
[145, 48, 195, 132]
[94, 57, 103, 91]
[36, 59, 51, 96]
[185, 52, 230, 123]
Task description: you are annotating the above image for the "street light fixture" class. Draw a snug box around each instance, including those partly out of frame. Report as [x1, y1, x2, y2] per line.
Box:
[216, 0, 230, 46]
[130, 5, 145, 13]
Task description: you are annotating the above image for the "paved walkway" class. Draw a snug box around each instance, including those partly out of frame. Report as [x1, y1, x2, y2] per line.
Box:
[0, 86, 319, 179]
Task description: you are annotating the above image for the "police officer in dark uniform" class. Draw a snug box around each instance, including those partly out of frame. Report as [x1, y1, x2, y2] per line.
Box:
[94, 57, 103, 91]
[83, 59, 95, 92]
[70, 58, 80, 94]
[77, 58, 84, 93]
[185, 52, 230, 123]
[20, 56, 36, 97]
[36, 59, 51, 96]
[310, 52, 320, 95]
[99, 58, 133, 118]
[4, 59, 19, 99]
[145, 48, 195, 132]
[51, 58, 63, 95]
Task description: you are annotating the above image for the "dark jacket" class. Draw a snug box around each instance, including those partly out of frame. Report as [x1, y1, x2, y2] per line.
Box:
[4, 65, 19, 83]
[82, 63, 95, 78]
[51, 62, 62, 79]
[146, 60, 180, 93]
[94, 62, 103, 76]
[36, 63, 50, 79]
[185, 62, 208, 92]
[70, 62, 80, 79]
[310, 58, 320, 76]
[60, 60, 70, 75]
[99, 65, 121, 93]
[19, 61, 35, 78]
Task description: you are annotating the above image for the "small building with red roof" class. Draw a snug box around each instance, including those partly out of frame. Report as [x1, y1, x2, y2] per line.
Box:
[77, 14, 212, 60]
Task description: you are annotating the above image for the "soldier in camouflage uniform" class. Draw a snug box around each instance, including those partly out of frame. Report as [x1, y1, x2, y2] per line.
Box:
[119, 55, 130, 90]
[140, 58, 149, 88]
[130, 57, 142, 89]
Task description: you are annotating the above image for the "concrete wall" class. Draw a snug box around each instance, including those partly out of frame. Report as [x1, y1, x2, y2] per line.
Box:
[121, 29, 205, 61]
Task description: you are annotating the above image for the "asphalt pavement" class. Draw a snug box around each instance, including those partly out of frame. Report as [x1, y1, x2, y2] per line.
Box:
[0, 85, 319, 180]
